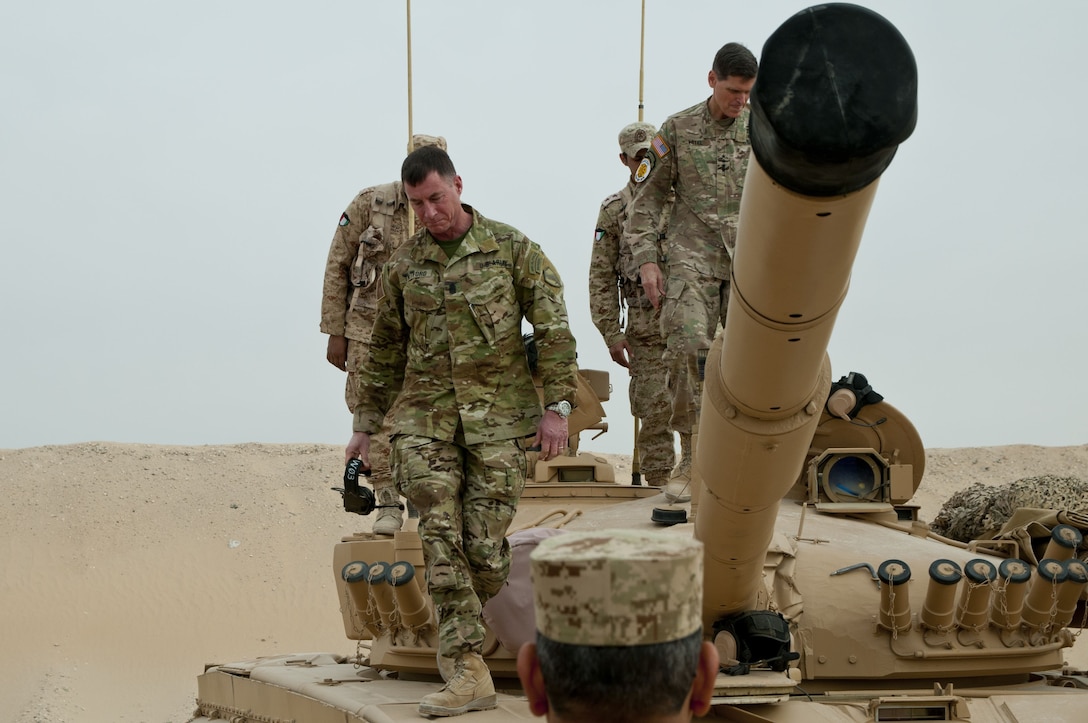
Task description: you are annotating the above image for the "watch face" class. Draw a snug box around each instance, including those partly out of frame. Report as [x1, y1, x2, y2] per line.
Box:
[548, 401, 572, 418]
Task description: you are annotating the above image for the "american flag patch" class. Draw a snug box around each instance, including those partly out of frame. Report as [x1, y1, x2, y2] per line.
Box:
[651, 134, 671, 159]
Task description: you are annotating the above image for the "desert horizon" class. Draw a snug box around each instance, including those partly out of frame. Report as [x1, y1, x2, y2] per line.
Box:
[2, 440, 1087, 722]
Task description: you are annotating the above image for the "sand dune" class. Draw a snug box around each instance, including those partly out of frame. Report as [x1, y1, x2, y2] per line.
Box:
[2, 441, 1086, 722]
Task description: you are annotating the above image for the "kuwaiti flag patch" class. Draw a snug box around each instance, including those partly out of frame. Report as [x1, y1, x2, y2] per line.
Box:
[339, 212, 350, 226]
[595, 228, 605, 241]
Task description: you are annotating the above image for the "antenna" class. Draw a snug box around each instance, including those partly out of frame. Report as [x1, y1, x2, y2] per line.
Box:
[406, 0, 415, 236]
[638, 0, 646, 122]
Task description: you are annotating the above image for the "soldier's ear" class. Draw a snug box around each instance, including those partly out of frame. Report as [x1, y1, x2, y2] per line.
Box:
[516, 642, 550, 717]
[689, 641, 721, 717]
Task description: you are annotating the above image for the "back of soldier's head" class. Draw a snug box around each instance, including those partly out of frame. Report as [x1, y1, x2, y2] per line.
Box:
[530, 530, 705, 720]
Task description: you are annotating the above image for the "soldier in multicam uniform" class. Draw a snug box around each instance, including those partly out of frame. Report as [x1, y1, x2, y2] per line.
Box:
[589, 122, 676, 487]
[320, 134, 447, 536]
[517, 530, 720, 722]
[624, 43, 758, 503]
[345, 146, 578, 717]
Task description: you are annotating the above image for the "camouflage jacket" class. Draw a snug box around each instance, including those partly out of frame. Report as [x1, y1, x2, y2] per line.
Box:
[589, 182, 671, 349]
[320, 182, 410, 341]
[352, 207, 578, 445]
[625, 101, 750, 280]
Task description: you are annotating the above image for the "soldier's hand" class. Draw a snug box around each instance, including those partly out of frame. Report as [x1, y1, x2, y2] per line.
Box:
[639, 262, 665, 309]
[609, 340, 632, 369]
[327, 335, 348, 371]
[345, 431, 371, 467]
[533, 411, 569, 462]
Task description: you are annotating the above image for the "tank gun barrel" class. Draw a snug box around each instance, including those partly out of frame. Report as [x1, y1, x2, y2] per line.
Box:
[695, 3, 917, 626]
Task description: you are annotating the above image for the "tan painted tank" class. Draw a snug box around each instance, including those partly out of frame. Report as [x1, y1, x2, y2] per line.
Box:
[190, 5, 1088, 721]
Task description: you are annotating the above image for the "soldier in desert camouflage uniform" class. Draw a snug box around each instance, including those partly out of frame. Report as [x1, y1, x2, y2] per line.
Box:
[589, 122, 676, 487]
[517, 530, 720, 722]
[320, 134, 446, 536]
[345, 146, 578, 717]
[624, 43, 758, 503]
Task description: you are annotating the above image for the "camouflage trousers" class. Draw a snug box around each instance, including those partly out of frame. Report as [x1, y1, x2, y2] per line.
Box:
[625, 303, 675, 483]
[392, 432, 528, 657]
[659, 271, 728, 435]
[346, 339, 394, 496]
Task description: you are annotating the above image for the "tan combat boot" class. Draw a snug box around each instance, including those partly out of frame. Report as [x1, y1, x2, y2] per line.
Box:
[664, 467, 693, 503]
[372, 485, 403, 536]
[418, 652, 497, 717]
[664, 433, 693, 503]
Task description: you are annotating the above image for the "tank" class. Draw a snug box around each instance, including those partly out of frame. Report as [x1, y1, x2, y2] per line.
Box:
[190, 5, 1088, 721]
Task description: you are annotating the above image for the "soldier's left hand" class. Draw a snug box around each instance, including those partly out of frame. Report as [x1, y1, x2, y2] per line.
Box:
[533, 411, 569, 461]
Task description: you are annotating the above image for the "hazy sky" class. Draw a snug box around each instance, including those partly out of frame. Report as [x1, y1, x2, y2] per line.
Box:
[3, 1, 1086, 459]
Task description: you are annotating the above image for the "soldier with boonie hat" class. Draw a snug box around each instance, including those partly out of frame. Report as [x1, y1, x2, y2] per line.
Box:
[588, 123, 676, 490]
[517, 530, 720, 722]
[618, 121, 656, 159]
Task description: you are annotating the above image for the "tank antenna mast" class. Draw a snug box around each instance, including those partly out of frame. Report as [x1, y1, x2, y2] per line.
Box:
[638, 0, 646, 122]
[406, 0, 415, 236]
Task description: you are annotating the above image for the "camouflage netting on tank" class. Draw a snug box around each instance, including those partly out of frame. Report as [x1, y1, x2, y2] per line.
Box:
[931, 474, 1088, 543]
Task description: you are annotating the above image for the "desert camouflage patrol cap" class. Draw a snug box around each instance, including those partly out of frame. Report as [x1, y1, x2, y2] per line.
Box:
[530, 529, 703, 646]
[408, 134, 447, 152]
[618, 122, 657, 157]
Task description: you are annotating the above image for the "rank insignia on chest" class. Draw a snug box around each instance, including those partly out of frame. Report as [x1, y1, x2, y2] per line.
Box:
[634, 156, 654, 183]
[339, 212, 350, 226]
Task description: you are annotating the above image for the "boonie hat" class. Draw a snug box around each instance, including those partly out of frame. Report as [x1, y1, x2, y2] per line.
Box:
[530, 529, 703, 646]
[408, 134, 447, 152]
[618, 122, 657, 157]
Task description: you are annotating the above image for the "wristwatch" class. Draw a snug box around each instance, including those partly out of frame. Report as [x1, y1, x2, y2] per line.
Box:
[545, 401, 572, 419]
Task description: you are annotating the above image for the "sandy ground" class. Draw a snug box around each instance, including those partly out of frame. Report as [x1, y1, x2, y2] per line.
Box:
[2, 441, 1087, 722]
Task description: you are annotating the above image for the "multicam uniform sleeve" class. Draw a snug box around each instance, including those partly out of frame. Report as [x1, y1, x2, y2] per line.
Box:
[351, 260, 408, 434]
[320, 190, 372, 336]
[514, 239, 578, 407]
[624, 121, 677, 269]
[588, 196, 625, 349]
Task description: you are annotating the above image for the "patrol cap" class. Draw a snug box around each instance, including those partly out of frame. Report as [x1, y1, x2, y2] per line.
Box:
[530, 529, 703, 646]
[408, 134, 447, 152]
[618, 122, 656, 157]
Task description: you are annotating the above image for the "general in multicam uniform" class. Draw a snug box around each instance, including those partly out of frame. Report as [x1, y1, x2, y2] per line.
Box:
[589, 122, 675, 487]
[319, 134, 446, 535]
[345, 146, 578, 717]
[624, 43, 759, 503]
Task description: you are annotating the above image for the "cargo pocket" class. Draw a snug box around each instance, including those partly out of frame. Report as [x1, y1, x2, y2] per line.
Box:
[661, 277, 687, 340]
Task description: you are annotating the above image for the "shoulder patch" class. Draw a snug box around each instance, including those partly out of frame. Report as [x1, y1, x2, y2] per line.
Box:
[594, 228, 606, 242]
[634, 155, 654, 183]
[651, 133, 671, 159]
[542, 266, 562, 288]
[339, 212, 350, 226]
